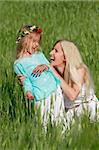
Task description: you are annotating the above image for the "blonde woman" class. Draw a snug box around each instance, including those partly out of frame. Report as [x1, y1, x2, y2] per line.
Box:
[34, 39, 99, 129]
[49, 40, 99, 128]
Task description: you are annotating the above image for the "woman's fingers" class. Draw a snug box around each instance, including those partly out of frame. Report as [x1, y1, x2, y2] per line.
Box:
[17, 74, 25, 85]
[31, 64, 49, 78]
[33, 64, 49, 73]
[32, 65, 49, 77]
[33, 65, 44, 73]
[18, 74, 25, 80]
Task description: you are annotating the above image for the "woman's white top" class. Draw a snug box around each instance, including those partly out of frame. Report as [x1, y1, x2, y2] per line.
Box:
[64, 84, 97, 109]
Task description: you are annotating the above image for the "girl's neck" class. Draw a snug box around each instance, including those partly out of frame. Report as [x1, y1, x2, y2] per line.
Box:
[22, 51, 32, 57]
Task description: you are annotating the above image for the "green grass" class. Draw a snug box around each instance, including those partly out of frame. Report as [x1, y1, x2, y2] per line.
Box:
[0, 1, 99, 149]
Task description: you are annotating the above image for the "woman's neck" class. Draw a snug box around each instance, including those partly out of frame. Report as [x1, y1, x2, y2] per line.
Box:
[55, 63, 65, 77]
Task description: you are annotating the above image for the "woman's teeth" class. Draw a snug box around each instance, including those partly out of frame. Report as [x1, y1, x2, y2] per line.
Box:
[51, 58, 54, 61]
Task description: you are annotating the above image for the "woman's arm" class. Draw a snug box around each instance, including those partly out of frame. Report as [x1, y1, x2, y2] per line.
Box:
[50, 66, 85, 101]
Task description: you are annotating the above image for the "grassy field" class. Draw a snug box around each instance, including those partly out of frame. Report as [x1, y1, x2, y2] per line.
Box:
[0, 1, 99, 149]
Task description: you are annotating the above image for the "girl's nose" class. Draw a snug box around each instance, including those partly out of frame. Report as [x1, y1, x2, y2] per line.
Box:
[35, 42, 39, 47]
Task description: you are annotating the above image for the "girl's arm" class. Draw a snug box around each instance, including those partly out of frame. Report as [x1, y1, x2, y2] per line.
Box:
[50, 66, 85, 101]
[14, 63, 34, 100]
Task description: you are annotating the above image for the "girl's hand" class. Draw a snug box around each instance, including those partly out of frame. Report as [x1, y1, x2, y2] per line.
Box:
[32, 64, 49, 77]
[26, 91, 34, 100]
[17, 74, 25, 85]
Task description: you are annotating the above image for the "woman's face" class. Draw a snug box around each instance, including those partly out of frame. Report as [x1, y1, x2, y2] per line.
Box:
[50, 42, 66, 67]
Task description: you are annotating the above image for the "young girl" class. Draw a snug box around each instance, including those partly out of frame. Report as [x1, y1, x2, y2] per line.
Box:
[14, 25, 65, 127]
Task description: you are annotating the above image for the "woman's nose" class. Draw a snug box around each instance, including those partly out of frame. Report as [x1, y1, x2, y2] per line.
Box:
[49, 51, 52, 55]
[50, 50, 54, 55]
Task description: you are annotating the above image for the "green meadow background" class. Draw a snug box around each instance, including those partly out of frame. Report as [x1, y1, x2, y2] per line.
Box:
[0, 1, 99, 149]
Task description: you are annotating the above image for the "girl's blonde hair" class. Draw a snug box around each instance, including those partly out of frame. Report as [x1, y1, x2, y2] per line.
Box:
[16, 32, 42, 59]
[57, 40, 93, 91]
[16, 25, 42, 59]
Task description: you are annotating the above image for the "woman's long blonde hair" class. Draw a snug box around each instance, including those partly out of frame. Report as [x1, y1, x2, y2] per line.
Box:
[59, 40, 93, 90]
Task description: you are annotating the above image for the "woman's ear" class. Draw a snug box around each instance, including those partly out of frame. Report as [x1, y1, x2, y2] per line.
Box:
[63, 58, 66, 62]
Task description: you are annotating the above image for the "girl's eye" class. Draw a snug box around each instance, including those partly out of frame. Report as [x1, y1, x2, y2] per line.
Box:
[32, 40, 35, 43]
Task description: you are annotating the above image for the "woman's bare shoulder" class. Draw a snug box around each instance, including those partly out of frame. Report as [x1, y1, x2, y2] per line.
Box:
[77, 66, 86, 84]
[78, 66, 86, 74]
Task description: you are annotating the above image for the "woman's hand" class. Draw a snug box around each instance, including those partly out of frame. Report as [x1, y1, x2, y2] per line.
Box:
[32, 64, 49, 77]
[26, 91, 34, 100]
[17, 74, 25, 85]
[51, 65, 85, 101]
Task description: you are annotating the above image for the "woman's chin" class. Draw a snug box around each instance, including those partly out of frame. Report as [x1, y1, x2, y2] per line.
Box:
[50, 62, 56, 67]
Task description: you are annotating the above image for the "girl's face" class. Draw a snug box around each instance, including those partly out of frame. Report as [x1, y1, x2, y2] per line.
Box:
[50, 42, 66, 67]
[29, 33, 41, 54]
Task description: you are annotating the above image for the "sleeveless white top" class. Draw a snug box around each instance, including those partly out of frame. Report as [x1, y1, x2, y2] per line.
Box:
[64, 84, 97, 109]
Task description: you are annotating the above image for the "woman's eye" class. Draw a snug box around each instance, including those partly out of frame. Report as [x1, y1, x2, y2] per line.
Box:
[55, 49, 58, 52]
